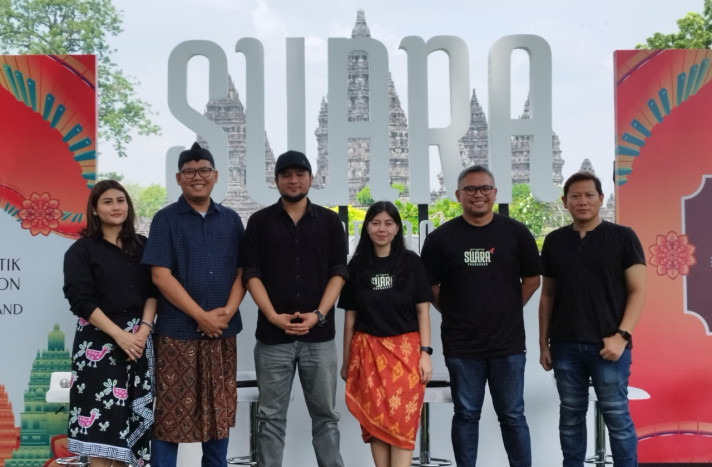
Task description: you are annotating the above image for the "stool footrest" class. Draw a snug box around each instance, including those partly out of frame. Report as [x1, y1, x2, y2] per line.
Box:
[56, 456, 89, 466]
[227, 455, 257, 465]
[411, 456, 452, 466]
[584, 454, 613, 465]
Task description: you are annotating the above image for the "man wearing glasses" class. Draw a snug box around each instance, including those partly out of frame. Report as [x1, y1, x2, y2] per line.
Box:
[421, 165, 541, 467]
[142, 142, 246, 467]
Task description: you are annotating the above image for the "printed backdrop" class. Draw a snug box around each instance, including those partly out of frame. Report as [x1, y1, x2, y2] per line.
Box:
[0, 54, 95, 466]
[615, 49, 712, 463]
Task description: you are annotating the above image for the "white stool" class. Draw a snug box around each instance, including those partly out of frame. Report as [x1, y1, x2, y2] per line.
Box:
[46, 372, 89, 466]
[585, 384, 651, 465]
[227, 371, 259, 466]
[412, 375, 452, 467]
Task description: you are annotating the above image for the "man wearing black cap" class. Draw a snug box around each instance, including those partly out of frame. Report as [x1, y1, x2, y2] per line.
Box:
[242, 150, 348, 467]
[142, 142, 246, 467]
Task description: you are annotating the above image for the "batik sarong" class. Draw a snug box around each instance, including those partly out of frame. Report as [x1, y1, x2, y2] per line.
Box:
[152, 335, 237, 442]
[67, 317, 154, 467]
[344, 330, 425, 449]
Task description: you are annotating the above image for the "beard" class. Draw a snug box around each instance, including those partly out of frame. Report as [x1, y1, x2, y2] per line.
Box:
[281, 191, 308, 203]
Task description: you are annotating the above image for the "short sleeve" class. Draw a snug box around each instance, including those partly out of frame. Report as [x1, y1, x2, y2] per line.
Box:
[410, 252, 434, 304]
[420, 233, 441, 285]
[141, 209, 172, 268]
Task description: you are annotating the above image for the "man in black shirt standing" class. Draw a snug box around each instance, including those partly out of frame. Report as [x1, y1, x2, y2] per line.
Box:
[539, 171, 646, 467]
[242, 150, 348, 467]
[420, 165, 541, 467]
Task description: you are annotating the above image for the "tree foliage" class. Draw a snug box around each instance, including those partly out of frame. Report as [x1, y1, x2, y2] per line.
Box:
[355, 186, 374, 206]
[0, 0, 160, 156]
[134, 184, 167, 218]
[122, 182, 166, 219]
[506, 184, 549, 237]
[97, 171, 124, 182]
[346, 183, 570, 248]
[329, 205, 366, 236]
[637, 0, 712, 49]
[429, 197, 461, 228]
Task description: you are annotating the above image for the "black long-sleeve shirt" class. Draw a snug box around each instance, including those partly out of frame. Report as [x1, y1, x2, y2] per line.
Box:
[242, 199, 348, 344]
[63, 235, 155, 323]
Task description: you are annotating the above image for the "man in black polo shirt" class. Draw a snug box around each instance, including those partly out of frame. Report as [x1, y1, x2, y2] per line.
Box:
[242, 150, 348, 467]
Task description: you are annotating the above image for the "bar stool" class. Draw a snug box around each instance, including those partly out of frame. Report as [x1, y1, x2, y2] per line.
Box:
[46, 372, 90, 466]
[412, 375, 452, 467]
[227, 371, 259, 466]
[585, 383, 651, 465]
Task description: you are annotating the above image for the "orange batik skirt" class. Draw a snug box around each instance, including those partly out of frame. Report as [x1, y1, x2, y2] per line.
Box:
[344, 330, 425, 450]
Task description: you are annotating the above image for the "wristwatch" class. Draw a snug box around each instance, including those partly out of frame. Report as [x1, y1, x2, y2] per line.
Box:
[313, 309, 327, 327]
[420, 346, 433, 355]
[616, 329, 632, 341]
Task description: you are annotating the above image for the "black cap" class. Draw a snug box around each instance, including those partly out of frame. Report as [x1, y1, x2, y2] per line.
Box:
[178, 142, 215, 169]
[275, 150, 312, 175]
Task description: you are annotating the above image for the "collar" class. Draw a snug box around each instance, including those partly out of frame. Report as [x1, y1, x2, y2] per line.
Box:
[568, 219, 606, 236]
[272, 197, 318, 218]
[177, 195, 220, 215]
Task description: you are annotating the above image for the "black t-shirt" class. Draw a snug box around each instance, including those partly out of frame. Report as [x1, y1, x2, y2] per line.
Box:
[541, 221, 645, 345]
[338, 250, 432, 337]
[420, 214, 541, 358]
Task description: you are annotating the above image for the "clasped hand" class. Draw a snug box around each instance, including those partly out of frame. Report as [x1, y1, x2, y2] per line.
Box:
[272, 311, 316, 336]
[196, 307, 231, 338]
[116, 328, 148, 361]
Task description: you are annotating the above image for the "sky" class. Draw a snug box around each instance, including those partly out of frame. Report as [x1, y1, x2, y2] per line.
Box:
[101, 0, 705, 200]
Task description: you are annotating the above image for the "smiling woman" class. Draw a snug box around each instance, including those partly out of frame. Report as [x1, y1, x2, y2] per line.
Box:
[339, 201, 433, 467]
[62, 179, 157, 467]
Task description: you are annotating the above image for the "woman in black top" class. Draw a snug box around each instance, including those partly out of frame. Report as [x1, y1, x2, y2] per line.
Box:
[63, 179, 156, 467]
[339, 201, 432, 467]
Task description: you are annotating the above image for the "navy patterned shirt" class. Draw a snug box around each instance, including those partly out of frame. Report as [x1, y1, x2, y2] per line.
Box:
[141, 195, 244, 340]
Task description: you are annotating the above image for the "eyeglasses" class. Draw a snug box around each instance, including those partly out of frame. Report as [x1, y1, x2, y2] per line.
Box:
[459, 185, 494, 196]
[179, 167, 215, 179]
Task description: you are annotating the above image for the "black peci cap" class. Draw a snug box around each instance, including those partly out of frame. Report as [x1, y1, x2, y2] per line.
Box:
[178, 142, 215, 169]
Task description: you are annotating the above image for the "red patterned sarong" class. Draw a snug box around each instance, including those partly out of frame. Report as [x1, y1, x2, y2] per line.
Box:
[153, 335, 237, 442]
[344, 331, 425, 449]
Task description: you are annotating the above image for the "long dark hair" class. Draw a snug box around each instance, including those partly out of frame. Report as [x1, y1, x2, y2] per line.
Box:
[350, 201, 407, 287]
[82, 179, 142, 260]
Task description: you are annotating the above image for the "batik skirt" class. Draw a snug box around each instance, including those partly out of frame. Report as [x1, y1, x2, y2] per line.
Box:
[67, 316, 154, 467]
[344, 330, 425, 450]
[152, 335, 237, 442]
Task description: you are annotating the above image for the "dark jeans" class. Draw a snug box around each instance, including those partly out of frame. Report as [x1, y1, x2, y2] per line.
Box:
[551, 341, 637, 467]
[445, 353, 531, 467]
[152, 438, 229, 467]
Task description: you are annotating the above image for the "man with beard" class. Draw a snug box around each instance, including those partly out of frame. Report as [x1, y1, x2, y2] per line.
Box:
[242, 150, 348, 467]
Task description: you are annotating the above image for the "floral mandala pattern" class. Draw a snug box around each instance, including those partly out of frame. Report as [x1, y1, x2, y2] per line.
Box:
[648, 230, 696, 279]
[18, 192, 62, 236]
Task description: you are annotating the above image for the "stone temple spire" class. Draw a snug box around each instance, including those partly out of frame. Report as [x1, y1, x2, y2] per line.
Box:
[509, 95, 564, 185]
[197, 74, 275, 221]
[580, 158, 595, 173]
[459, 89, 489, 168]
[352, 9, 371, 38]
